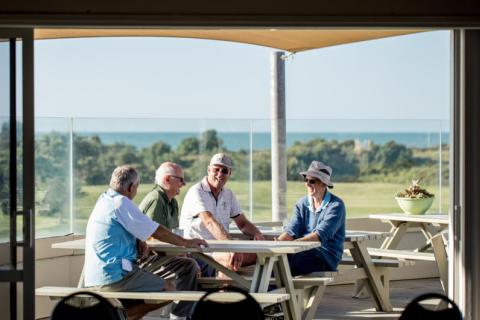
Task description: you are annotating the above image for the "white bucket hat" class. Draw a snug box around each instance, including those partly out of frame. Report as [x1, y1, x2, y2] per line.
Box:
[300, 160, 334, 188]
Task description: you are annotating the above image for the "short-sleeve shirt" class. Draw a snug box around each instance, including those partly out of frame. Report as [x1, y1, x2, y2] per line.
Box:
[139, 185, 179, 230]
[84, 188, 159, 287]
[283, 191, 346, 270]
[180, 177, 242, 240]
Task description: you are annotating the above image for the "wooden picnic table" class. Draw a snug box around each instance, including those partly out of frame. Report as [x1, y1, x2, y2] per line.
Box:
[368, 213, 448, 251]
[368, 213, 449, 292]
[231, 229, 394, 312]
[52, 230, 393, 316]
[52, 238, 320, 320]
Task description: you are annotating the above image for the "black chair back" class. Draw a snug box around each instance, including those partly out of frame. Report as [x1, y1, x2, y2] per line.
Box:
[51, 291, 127, 320]
[400, 293, 462, 320]
[192, 286, 264, 320]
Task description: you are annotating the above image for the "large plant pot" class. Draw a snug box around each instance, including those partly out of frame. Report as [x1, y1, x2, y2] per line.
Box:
[395, 196, 434, 215]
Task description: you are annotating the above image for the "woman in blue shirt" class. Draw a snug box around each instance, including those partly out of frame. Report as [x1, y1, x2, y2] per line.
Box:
[277, 160, 346, 275]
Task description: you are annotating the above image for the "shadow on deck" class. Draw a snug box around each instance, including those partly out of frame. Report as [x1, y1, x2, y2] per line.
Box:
[314, 278, 442, 320]
[143, 278, 442, 320]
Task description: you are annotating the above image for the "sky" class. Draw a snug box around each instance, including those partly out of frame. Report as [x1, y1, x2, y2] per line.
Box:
[32, 30, 450, 131]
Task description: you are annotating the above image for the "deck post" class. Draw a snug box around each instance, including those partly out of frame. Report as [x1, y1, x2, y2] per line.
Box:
[270, 51, 287, 222]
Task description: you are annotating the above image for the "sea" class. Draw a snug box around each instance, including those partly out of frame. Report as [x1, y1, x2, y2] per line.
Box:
[74, 131, 450, 151]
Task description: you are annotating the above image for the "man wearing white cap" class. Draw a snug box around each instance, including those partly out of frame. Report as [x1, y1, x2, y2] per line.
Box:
[180, 153, 265, 275]
[277, 160, 346, 274]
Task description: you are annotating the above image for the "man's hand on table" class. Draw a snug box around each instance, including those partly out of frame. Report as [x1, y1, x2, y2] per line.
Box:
[184, 238, 209, 249]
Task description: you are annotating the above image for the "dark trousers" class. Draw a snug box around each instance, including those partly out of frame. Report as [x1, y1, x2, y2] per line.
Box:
[287, 249, 335, 276]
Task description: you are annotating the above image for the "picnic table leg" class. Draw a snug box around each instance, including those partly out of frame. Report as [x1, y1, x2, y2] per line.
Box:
[301, 285, 327, 320]
[272, 262, 293, 320]
[276, 255, 301, 320]
[381, 222, 409, 249]
[77, 263, 85, 288]
[251, 255, 276, 292]
[354, 223, 408, 301]
[431, 233, 448, 293]
[191, 252, 251, 289]
[350, 241, 393, 312]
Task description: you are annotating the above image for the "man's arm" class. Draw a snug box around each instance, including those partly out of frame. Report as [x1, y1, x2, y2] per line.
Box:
[151, 224, 207, 248]
[198, 211, 231, 240]
[294, 232, 320, 242]
[277, 232, 294, 241]
[233, 214, 264, 240]
[198, 211, 245, 271]
[277, 231, 319, 241]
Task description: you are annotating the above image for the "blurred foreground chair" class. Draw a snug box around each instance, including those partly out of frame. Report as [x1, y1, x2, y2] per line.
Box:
[192, 286, 264, 320]
[51, 291, 127, 320]
[400, 292, 462, 320]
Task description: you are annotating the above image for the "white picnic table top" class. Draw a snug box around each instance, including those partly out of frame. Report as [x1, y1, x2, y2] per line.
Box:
[53, 238, 321, 254]
[229, 228, 389, 242]
[53, 231, 387, 252]
[369, 213, 449, 225]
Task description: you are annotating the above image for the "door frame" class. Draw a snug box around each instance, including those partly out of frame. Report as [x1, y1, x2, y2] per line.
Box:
[0, 28, 35, 320]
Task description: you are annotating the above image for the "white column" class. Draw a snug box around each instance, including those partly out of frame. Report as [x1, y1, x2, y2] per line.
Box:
[270, 51, 287, 222]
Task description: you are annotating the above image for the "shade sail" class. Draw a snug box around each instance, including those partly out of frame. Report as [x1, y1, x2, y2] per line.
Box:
[34, 28, 426, 53]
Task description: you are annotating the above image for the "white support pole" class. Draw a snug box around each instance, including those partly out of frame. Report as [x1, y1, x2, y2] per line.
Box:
[270, 51, 287, 222]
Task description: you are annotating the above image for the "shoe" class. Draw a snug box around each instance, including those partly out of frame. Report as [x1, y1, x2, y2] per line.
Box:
[169, 314, 188, 320]
[263, 304, 283, 319]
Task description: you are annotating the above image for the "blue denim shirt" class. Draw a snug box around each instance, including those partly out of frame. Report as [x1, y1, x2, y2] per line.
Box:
[284, 191, 346, 270]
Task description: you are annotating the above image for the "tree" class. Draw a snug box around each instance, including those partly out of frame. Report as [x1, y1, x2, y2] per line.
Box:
[200, 129, 223, 152]
[140, 141, 176, 181]
[176, 137, 200, 157]
[287, 138, 360, 181]
[74, 135, 106, 185]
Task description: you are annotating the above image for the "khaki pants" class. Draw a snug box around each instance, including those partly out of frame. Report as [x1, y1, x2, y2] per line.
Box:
[98, 255, 200, 317]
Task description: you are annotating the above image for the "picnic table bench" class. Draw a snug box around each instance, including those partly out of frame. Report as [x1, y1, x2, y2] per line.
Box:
[198, 274, 334, 320]
[36, 286, 290, 308]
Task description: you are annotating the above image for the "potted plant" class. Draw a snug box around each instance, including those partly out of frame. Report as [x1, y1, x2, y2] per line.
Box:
[395, 178, 435, 215]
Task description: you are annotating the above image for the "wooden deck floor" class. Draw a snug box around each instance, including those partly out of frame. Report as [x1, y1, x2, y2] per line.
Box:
[313, 278, 443, 319]
[144, 278, 443, 320]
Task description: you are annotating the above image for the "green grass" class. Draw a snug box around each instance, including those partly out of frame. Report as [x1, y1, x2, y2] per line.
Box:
[0, 181, 448, 242]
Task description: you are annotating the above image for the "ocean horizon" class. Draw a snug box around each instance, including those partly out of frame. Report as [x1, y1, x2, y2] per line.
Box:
[70, 131, 449, 151]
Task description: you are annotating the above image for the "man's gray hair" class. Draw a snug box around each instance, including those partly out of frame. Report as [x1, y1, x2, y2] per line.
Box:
[155, 162, 181, 187]
[109, 165, 139, 193]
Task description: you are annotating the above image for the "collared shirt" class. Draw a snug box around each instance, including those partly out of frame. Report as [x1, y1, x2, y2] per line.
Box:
[84, 188, 159, 287]
[283, 191, 346, 270]
[180, 177, 242, 240]
[139, 184, 179, 230]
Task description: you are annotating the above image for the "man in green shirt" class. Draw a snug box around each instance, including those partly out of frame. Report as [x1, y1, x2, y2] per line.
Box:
[139, 162, 186, 230]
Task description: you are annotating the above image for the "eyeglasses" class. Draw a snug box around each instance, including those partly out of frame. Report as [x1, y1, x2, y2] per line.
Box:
[211, 167, 230, 175]
[304, 177, 318, 185]
[170, 175, 185, 184]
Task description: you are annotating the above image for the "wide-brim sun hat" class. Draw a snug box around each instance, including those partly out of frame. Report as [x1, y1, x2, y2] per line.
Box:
[300, 160, 334, 188]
